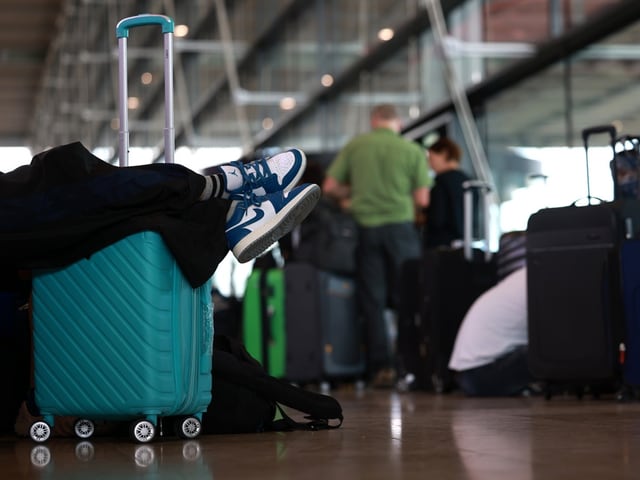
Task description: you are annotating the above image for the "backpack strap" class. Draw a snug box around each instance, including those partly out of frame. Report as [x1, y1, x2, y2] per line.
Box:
[270, 403, 343, 432]
[212, 334, 344, 430]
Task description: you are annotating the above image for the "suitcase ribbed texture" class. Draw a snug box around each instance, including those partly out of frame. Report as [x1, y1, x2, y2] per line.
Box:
[32, 231, 213, 421]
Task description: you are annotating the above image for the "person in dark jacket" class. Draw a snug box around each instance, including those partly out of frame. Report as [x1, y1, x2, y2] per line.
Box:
[0, 142, 320, 287]
[423, 137, 471, 248]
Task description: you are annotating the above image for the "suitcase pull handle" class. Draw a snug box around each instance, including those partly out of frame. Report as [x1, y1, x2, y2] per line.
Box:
[462, 180, 492, 262]
[116, 14, 174, 38]
[581, 124, 617, 203]
[582, 125, 616, 143]
[116, 14, 175, 166]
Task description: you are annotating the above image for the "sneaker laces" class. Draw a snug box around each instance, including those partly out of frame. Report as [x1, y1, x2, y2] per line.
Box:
[228, 189, 263, 212]
[229, 158, 274, 194]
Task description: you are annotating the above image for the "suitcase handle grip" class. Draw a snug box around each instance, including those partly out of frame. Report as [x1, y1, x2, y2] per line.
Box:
[582, 125, 616, 143]
[116, 14, 174, 38]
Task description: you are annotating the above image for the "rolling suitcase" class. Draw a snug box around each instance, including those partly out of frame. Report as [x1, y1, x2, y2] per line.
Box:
[318, 270, 365, 379]
[620, 240, 640, 390]
[283, 263, 323, 383]
[396, 181, 497, 392]
[526, 125, 640, 393]
[284, 263, 365, 383]
[30, 15, 213, 443]
[242, 268, 287, 378]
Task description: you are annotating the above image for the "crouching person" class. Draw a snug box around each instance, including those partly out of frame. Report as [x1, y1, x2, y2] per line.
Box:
[448, 267, 535, 396]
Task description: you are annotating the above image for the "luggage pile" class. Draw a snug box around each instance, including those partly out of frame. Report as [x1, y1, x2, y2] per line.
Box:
[526, 125, 640, 399]
[240, 200, 366, 386]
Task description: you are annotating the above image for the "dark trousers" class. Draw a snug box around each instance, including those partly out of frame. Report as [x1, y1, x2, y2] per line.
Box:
[455, 345, 533, 396]
[0, 142, 229, 287]
[356, 222, 421, 376]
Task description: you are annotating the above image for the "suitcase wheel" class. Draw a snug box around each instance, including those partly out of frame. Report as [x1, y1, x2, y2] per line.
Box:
[29, 421, 52, 443]
[74, 418, 95, 439]
[130, 419, 156, 443]
[175, 416, 202, 439]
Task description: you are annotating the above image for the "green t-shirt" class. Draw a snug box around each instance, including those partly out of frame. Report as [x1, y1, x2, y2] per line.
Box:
[327, 128, 432, 227]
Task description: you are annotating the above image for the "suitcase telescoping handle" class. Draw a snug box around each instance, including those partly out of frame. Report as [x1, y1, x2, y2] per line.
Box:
[582, 124, 616, 144]
[581, 124, 616, 204]
[462, 180, 492, 263]
[116, 14, 175, 166]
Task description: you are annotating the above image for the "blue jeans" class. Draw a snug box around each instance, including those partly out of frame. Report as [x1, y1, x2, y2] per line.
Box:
[355, 222, 421, 376]
[455, 345, 533, 396]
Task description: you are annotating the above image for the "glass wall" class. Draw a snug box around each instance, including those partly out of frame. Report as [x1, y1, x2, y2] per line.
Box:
[404, 0, 637, 236]
[477, 15, 640, 232]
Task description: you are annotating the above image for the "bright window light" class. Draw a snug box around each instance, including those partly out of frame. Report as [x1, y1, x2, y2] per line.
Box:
[0, 147, 33, 173]
[175, 146, 243, 172]
[501, 146, 616, 232]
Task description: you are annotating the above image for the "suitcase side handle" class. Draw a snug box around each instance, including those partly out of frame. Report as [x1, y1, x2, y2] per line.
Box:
[116, 14, 174, 38]
[116, 15, 175, 166]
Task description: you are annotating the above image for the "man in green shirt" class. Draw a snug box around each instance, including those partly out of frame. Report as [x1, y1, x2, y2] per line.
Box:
[323, 104, 431, 387]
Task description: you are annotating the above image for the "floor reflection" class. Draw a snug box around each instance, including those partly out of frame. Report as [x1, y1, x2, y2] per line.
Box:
[21, 439, 210, 479]
[451, 406, 532, 480]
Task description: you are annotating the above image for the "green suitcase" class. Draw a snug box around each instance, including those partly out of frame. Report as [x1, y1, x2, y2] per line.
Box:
[242, 268, 286, 378]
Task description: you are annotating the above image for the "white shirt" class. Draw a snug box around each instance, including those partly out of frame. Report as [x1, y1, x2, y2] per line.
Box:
[448, 267, 528, 371]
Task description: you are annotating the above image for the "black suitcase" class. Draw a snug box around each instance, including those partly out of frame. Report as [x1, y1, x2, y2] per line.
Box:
[284, 263, 365, 384]
[526, 125, 640, 392]
[283, 263, 323, 383]
[396, 181, 497, 392]
[526, 201, 640, 386]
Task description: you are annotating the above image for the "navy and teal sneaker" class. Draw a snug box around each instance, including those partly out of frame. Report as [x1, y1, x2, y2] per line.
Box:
[222, 148, 307, 197]
[225, 183, 321, 263]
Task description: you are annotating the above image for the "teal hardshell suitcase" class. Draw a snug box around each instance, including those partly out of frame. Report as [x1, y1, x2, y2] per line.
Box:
[28, 15, 213, 444]
[32, 231, 213, 442]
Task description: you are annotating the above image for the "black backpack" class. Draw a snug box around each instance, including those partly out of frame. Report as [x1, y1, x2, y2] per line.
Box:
[200, 334, 343, 434]
[289, 198, 358, 276]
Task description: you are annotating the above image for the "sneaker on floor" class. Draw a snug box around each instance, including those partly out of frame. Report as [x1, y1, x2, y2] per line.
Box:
[226, 183, 321, 263]
[221, 148, 307, 197]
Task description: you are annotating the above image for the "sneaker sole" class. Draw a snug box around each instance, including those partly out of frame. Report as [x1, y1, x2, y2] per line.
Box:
[232, 184, 321, 263]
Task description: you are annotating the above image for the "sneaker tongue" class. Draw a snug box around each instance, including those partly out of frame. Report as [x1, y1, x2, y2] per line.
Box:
[255, 174, 279, 195]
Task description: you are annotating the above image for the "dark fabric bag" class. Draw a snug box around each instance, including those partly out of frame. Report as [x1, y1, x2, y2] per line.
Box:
[289, 198, 358, 275]
[201, 334, 343, 434]
[0, 270, 31, 434]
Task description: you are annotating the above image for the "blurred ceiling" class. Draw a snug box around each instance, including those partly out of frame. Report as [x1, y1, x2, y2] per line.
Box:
[0, 0, 65, 145]
[0, 0, 638, 166]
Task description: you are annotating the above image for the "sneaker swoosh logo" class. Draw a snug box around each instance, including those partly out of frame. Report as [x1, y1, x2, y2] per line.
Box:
[231, 207, 265, 231]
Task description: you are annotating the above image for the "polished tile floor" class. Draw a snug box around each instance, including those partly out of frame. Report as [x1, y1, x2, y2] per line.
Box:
[3, 387, 640, 479]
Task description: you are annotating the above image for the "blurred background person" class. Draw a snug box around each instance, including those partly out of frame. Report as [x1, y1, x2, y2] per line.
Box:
[323, 104, 431, 387]
[423, 137, 472, 249]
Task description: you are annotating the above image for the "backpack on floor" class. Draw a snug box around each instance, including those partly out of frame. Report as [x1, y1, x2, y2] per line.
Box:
[200, 334, 343, 434]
